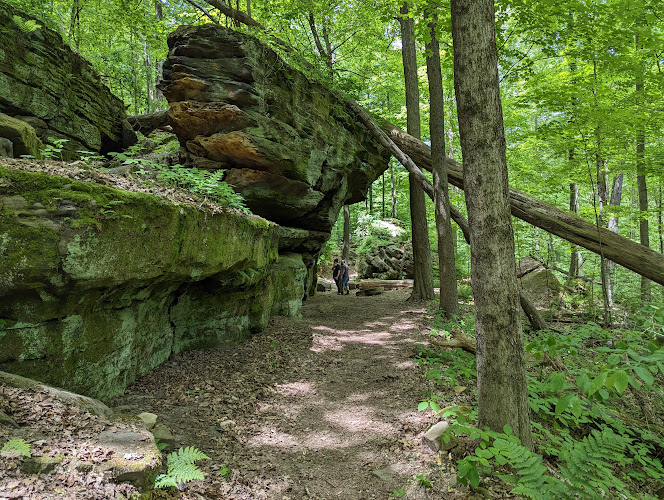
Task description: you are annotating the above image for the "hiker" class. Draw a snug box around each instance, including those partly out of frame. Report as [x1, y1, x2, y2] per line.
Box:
[332, 258, 343, 295]
[341, 259, 350, 295]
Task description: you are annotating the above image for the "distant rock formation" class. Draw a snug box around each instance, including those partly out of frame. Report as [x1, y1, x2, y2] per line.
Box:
[0, 1, 136, 158]
[158, 25, 390, 281]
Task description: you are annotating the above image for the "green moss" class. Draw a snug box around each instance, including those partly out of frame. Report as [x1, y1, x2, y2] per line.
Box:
[0, 166, 281, 400]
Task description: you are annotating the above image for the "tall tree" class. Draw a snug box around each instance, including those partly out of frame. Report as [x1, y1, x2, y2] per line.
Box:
[568, 183, 584, 278]
[451, 0, 532, 447]
[425, 5, 458, 318]
[342, 204, 350, 262]
[398, 2, 434, 301]
[635, 32, 650, 302]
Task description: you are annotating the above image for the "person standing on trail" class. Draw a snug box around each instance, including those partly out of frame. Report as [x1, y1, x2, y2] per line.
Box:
[341, 259, 350, 295]
[332, 258, 342, 295]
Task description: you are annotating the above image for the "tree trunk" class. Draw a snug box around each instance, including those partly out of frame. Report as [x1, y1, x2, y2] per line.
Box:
[451, 0, 532, 447]
[377, 120, 664, 287]
[425, 9, 458, 318]
[637, 121, 650, 302]
[382, 173, 386, 218]
[391, 163, 397, 218]
[399, 2, 434, 302]
[342, 204, 350, 262]
[636, 33, 651, 303]
[568, 183, 583, 278]
[658, 183, 663, 254]
[596, 133, 613, 325]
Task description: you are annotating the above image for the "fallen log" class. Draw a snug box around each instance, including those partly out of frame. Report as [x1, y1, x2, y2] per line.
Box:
[127, 110, 171, 135]
[355, 279, 413, 290]
[379, 121, 664, 287]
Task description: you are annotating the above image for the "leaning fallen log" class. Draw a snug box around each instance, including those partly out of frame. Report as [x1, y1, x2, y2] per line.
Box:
[379, 121, 664, 287]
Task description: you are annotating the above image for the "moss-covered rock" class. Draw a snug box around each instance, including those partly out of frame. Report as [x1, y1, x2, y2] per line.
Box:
[0, 166, 279, 400]
[0, 1, 136, 158]
[158, 25, 390, 271]
[270, 253, 307, 317]
[0, 113, 43, 158]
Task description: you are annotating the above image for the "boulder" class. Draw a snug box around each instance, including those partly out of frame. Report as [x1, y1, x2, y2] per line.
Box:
[357, 243, 413, 280]
[0, 137, 13, 158]
[158, 24, 389, 252]
[0, 113, 43, 158]
[0, 2, 136, 158]
[355, 287, 384, 297]
[518, 256, 564, 310]
[0, 370, 111, 416]
[0, 167, 280, 400]
[93, 427, 162, 486]
[137, 412, 158, 430]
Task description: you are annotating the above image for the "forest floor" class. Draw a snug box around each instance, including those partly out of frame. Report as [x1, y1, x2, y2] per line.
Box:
[111, 288, 473, 499]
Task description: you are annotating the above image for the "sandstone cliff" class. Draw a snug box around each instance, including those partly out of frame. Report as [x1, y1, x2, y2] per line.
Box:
[0, 1, 136, 158]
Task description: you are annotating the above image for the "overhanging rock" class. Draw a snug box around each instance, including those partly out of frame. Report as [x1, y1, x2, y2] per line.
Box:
[158, 25, 390, 246]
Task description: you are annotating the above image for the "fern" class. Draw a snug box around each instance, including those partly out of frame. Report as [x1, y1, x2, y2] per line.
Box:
[154, 446, 210, 489]
[557, 429, 631, 498]
[12, 15, 40, 33]
[1, 439, 31, 457]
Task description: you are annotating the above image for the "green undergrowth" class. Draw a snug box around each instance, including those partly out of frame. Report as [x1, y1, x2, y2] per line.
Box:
[416, 308, 664, 499]
[107, 149, 249, 213]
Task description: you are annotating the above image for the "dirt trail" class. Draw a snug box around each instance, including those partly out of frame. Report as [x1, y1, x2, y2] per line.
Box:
[112, 289, 459, 499]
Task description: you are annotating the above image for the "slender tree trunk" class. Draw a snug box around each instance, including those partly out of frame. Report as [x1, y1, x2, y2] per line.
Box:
[658, 183, 663, 254]
[451, 0, 532, 447]
[399, 2, 434, 301]
[636, 115, 650, 302]
[391, 163, 397, 218]
[596, 142, 613, 325]
[382, 173, 386, 219]
[342, 204, 350, 262]
[426, 8, 458, 318]
[635, 32, 651, 302]
[143, 39, 153, 113]
[369, 182, 373, 213]
[569, 183, 583, 278]
[246, 0, 251, 18]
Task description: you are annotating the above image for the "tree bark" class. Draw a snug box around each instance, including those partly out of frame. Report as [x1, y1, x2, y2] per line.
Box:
[568, 183, 583, 278]
[425, 8, 458, 318]
[342, 204, 350, 262]
[399, 2, 434, 302]
[127, 110, 171, 135]
[451, 0, 532, 447]
[377, 120, 664, 287]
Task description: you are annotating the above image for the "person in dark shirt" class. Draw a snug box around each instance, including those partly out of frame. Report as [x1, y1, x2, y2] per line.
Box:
[332, 258, 343, 295]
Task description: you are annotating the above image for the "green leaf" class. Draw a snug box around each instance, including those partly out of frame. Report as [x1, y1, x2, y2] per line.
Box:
[503, 424, 513, 435]
[417, 401, 428, 411]
[467, 467, 480, 488]
[588, 371, 608, 396]
[606, 353, 621, 365]
[613, 370, 629, 394]
[555, 393, 573, 417]
[633, 366, 654, 386]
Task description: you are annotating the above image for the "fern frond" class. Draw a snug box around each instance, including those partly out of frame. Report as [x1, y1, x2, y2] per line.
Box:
[154, 446, 210, 489]
[12, 15, 40, 33]
[559, 428, 631, 498]
[1, 439, 31, 457]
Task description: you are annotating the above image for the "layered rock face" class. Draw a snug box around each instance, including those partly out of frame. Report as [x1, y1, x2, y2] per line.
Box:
[0, 2, 136, 158]
[0, 166, 310, 400]
[158, 25, 390, 269]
